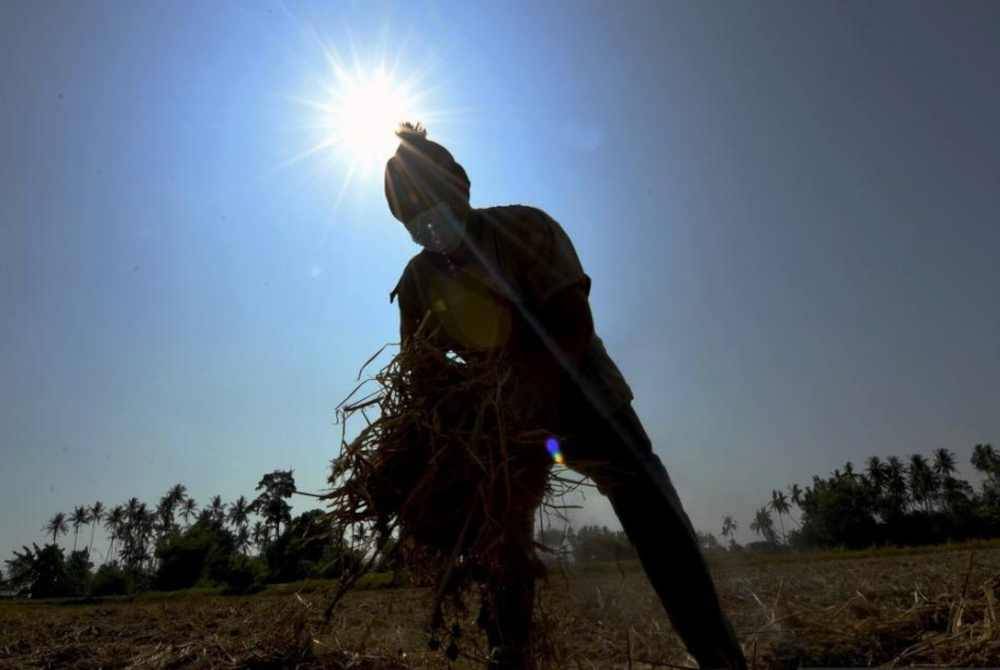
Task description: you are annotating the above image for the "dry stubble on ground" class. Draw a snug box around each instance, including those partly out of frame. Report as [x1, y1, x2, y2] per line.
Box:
[3, 541, 1000, 669]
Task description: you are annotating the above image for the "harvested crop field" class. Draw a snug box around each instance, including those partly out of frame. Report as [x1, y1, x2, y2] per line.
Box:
[3, 541, 1000, 669]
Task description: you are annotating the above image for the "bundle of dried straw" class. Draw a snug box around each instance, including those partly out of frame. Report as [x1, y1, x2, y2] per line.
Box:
[322, 330, 583, 629]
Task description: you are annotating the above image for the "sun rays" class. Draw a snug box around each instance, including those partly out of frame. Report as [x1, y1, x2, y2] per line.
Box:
[285, 31, 451, 204]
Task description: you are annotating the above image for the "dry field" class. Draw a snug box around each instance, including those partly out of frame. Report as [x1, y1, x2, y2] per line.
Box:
[4, 541, 1000, 669]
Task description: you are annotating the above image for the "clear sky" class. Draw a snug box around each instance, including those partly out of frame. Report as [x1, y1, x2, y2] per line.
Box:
[2, 1, 998, 561]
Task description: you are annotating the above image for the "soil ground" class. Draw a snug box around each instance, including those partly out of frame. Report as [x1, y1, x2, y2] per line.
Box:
[3, 540, 1000, 668]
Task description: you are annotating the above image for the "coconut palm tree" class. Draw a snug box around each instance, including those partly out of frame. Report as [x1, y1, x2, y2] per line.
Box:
[721, 515, 738, 550]
[118, 498, 147, 570]
[208, 495, 227, 525]
[227, 495, 250, 531]
[179, 497, 198, 527]
[866, 456, 885, 490]
[104, 505, 126, 562]
[884, 456, 908, 518]
[932, 448, 956, 478]
[769, 490, 790, 544]
[940, 475, 974, 513]
[141, 505, 158, 572]
[157, 484, 187, 532]
[251, 470, 296, 539]
[88, 501, 105, 556]
[121, 501, 156, 572]
[155, 497, 177, 537]
[251, 520, 268, 553]
[749, 506, 778, 545]
[863, 456, 890, 520]
[235, 525, 251, 555]
[165, 483, 187, 508]
[70, 506, 90, 552]
[908, 454, 937, 512]
[972, 443, 999, 475]
[44, 512, 69, 545]
[124, 497, 142, 521]
[971, 443, 1000, 504]
[782, 483, 805, 527]
[930, 448, 960, 509]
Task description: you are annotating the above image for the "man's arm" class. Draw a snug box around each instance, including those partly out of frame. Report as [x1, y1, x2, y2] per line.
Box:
[394, 260, 425, 351]
[508, 207, 596, 372]
[537, 282, 594, 366]
[508, 281, 594, 428]
[400, 309, 421, 349]
[516, 280, 594, 386]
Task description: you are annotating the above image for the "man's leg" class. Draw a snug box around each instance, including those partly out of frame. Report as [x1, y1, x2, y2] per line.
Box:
[479, 574, 537, 669]
[564, 404, 746, 669]
[478, 512, 541, 669]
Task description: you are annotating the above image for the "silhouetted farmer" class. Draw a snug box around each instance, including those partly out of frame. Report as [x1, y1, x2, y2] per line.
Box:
[384, 123, 747, 670]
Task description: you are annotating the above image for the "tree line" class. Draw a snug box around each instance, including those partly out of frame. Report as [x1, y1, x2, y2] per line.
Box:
[5, 442, 997, 596]
[2, 470, 360, 599]
[536, 525, 638, 564]
[713, 443, 999, 551]
[535, 444, 999, 559]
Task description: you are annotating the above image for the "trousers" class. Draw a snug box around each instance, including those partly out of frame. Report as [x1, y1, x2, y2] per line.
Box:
[563, 402, 747, 669]
[481, 401, 747, 670]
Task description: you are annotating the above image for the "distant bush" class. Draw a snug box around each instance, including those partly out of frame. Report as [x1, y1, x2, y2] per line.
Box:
[572, 526, 637, 563]
[4, 544, 74, 599]
[91, 563, 131, 596]
[313, 541, 364, 580]
[65, 549, 94, 596]
[355, 571, 397, 589]
[154, 520, 237, 591]
[266, 510, 352, 583]
[221, 555, 266, 595]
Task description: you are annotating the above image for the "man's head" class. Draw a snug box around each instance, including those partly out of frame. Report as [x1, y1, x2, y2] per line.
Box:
[384, 123, 472, 253]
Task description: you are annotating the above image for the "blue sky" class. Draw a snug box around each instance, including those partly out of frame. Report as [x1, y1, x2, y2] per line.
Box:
[2, 1, 998, 560]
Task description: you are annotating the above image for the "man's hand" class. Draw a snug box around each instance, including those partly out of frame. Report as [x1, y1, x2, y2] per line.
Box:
[398, 312, 454, 380]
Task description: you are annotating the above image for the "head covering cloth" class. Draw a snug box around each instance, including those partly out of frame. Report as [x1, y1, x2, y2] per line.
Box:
[384, 129, 470, 222]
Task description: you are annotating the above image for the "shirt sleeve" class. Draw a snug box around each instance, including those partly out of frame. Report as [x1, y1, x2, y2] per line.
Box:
[515, 207, 591, 307]
[390, 258, 425, 319]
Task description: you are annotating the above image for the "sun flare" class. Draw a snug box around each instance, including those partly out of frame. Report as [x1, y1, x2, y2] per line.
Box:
[292, 57, 430, 182]
[286, 37, 448, 204]
[331, 67, 415, 168]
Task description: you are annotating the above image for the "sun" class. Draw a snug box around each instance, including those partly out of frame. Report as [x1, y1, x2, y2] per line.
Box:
[289, 56, 430, 183]
[330, 67, 416, 168]
[284, 35, 447, 204]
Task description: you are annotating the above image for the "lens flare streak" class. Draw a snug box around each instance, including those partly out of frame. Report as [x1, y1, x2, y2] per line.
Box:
[546, 437, 565, 465]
